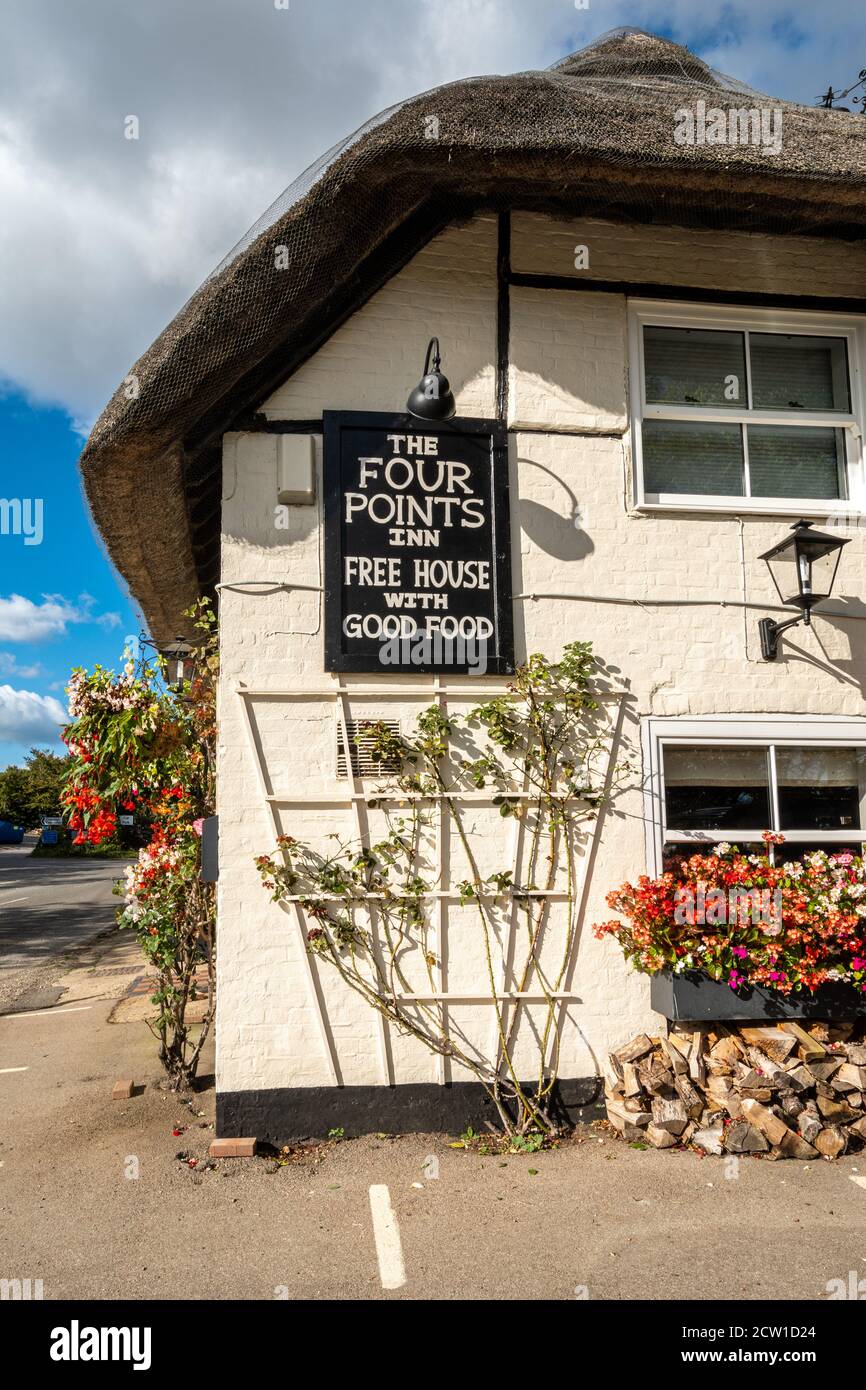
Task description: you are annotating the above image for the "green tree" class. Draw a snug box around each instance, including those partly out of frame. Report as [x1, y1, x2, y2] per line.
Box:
[0, 748, 70, 829]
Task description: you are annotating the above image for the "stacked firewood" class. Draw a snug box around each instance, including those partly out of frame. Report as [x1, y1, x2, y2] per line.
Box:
[605, 1021, 866, 1159]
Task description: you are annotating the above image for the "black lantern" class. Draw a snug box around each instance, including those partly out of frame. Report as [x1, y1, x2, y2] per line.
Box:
[139, 632, 196, 687]
[406, 337, 456, 420]
[757, 519, 849, 660]
[159, 636, 196, 687]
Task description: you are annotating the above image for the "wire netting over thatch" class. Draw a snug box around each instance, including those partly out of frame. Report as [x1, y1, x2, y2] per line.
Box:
[80, 27, 866, 642]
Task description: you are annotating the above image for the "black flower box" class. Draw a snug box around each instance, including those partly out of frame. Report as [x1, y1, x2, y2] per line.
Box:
[650, 969, 866, 1023]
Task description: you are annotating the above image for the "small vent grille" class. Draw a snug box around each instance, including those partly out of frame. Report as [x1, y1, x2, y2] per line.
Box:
[336, 720, 402, 779]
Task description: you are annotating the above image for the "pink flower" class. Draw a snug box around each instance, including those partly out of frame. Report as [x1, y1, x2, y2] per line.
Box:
[192, 818, 204, 837]
[731, 946, 748, 960]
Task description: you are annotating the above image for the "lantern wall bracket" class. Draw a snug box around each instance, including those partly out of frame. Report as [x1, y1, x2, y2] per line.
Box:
[757, 612, 810, 662]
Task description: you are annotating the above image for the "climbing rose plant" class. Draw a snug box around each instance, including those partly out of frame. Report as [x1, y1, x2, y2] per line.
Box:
[256, 644, 630, 1139]
[61, 601, 217, 1089]
[594, 833, 866, 997]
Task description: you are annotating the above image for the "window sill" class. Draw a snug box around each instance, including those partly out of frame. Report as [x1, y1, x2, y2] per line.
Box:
[633, 499, 863, 520]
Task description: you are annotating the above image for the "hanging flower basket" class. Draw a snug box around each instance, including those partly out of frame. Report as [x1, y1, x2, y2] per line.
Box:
[595, 834, 866, 1023]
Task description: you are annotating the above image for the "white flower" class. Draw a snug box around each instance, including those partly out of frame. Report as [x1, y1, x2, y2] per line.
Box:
[713, 842, 731, 857]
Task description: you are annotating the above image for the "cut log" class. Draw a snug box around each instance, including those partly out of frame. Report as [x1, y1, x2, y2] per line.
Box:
[659, 1037, 689, 1076]
[807, 1022, 831, 1043]
[797, 1113, 822, 1145]
[710, 1035, 744, 1067]
[739, 1088, 773, 1104]
[740, 1097, 792, 1147]
[780, 1021, 827, 1061]
[607, 1051, 625, 1082]
[809, 1059, 842, 1082]
[835, 1063, 866, 1091]
[815, 1126, 847, 1159]
[817, 1093, 858, 1123]
[845, 1044, 866, 1066]
[606, 1100, 650, 1128]
[651, 1097, 689, 1136]
[674, 1074, 704, 1119]
[615, 1035, 654, 1066]
[778, 1092, 805, 1119]
[746, 1048, 785, 1084]
[847, 1116, 866, 1141]
[688, 1031, 707, 1084]
[622, 1061, 643, 1098]
[640, 1060, 676, 1096]
[645, 1123, 678, 1149]
[724, 1120, 768, 1153]
[740, 1027, 797, 1064]
[779, 1130, 819, 1160]
[785, 1065, 815, 1092]
[623, 1096, 649, 1114]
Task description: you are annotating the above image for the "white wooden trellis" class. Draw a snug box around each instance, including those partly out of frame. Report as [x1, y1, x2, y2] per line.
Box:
[237, 681, 628, 1088]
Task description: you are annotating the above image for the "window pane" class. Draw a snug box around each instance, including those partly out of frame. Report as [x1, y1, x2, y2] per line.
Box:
[776, 747, 866, 831]
[775, 843, 864, 867]
[663, 745, 771, 831]
[750, 333, 851, 412]
[747, 425, 845, 500]
[644, 326, 746, 407]
[643, 420, 745, 496]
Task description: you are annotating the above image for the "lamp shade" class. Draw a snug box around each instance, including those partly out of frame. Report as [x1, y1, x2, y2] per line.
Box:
[759, 519, 849, 611]
[406, 337, 456, 420]
[159, 636, 196, 686]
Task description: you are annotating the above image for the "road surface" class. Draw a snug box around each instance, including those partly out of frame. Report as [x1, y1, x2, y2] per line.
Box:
[0, 841, 127, 974]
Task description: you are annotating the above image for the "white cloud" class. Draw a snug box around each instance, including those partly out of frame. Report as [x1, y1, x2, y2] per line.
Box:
[0, 685, 67, 744]
[0, 593, 120, 643]
[0, 651, 45, 678]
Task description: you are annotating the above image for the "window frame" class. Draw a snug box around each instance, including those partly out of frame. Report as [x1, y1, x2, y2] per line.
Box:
[628, 300, 866, 517]
[642, 715, 866, 875]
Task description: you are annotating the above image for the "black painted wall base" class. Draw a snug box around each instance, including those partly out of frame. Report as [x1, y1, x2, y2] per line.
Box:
[216, 1077, 603, 1145]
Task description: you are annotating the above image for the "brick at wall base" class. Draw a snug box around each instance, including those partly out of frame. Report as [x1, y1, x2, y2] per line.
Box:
[209, 1136, 257, 1158]
[216, 1078, 603, 1146]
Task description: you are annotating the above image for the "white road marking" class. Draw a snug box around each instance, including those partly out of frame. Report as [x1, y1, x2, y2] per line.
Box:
[0, 897, 28, 906]
[850, 1176, 866, 1191]
[0, 1067, 28, 1074]
[3, 1005, 93, 1020]
[368, 1184, 407, 1290]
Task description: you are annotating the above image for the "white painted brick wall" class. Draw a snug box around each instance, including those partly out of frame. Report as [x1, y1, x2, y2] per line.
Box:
[218, 213, 866, 1101]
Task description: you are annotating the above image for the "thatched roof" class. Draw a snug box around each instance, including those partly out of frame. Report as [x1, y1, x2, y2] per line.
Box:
[81, 27, 866, 643]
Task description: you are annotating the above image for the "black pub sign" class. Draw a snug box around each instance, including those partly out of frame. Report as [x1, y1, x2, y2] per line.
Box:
[324, 412, 513, 673]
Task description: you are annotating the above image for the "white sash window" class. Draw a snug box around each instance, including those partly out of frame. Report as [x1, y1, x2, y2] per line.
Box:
[628, 301, 866, 516]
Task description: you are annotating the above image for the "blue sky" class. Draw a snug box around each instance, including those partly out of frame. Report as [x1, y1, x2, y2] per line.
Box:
[0, 0, 864, 769]
[0, 392, 138, 766]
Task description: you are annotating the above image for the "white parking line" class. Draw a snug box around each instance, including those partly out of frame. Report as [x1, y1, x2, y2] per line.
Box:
[0, 1067, 28, 1074]
[850, 1176, 866, 1191]
[0, 897, 28, 906]
[368, 1184, 407, 1290]
[3, 1005, 92, 1020]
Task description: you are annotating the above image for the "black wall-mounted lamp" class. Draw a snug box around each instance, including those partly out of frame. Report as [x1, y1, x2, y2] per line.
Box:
[406, 337, 456, 421]
[140, 633, 197, 688]
[757, 519, 850, 661]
